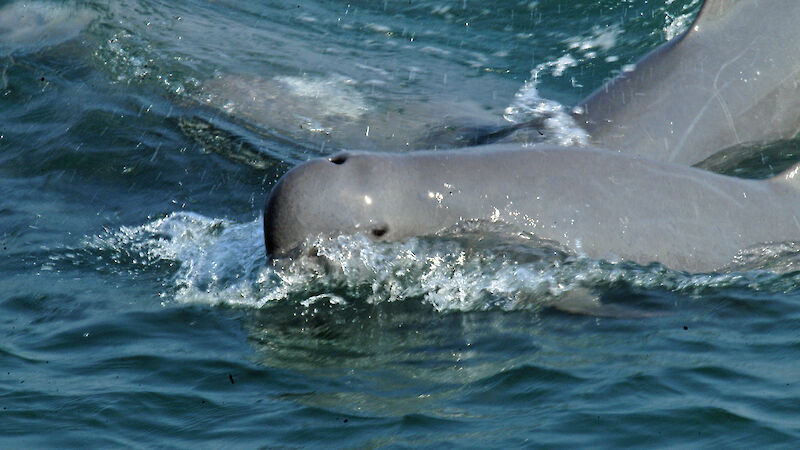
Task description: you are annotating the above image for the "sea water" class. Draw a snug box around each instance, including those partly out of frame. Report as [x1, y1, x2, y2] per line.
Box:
[2, 0, 800, 447]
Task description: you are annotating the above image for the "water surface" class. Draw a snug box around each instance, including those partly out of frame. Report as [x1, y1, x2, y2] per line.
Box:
[2, 0, 800, 447]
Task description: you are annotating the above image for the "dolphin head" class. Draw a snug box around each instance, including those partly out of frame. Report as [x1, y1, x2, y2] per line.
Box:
[264, 151, 443, 256]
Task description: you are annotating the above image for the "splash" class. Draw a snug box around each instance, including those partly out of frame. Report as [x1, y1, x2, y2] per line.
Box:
[87, 212, 266, 304]
[501, 26, 625, 147]
[564, 25, 622, 57]
[85, 213, 800, 315]
[503, 1, 701, 148]
[95, 28, 201, 96]
[503, 78, 589, 147]
[664, 0, 702, 41]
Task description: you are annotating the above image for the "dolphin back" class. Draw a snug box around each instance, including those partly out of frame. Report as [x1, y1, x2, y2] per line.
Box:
[574, 0, 800, 166]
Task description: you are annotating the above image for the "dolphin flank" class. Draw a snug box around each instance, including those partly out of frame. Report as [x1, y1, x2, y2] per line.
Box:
[264, 145, 800, 272]
[262, 0, 800, 272]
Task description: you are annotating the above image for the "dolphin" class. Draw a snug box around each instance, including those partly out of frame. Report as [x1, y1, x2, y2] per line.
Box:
[264, 144, 800, 272]
[573, 0, 800, 166]
[199, 0, 800, 163]
[0, 2, 95, 56]
[262, 0, 800, 272]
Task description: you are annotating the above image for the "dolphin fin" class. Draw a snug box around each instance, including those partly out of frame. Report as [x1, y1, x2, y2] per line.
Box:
[575, 0, 800, 166]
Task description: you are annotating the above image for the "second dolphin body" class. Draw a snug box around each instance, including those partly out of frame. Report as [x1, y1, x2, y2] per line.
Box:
[575, 0, 800, 165]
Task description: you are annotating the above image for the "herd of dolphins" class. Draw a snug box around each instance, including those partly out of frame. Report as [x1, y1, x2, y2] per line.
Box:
[262, 0, 800, 273]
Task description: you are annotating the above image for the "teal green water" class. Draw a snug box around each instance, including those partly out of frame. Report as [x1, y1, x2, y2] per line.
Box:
[3, 0, 800, 447]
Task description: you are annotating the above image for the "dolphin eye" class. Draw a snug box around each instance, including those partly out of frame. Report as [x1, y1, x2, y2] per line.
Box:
[371, 225, 388, 238]
[329, 154, 348, 165]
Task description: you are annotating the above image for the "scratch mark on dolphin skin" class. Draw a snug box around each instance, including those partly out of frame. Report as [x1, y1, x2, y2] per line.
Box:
[711, 40, 759, 147]
[793, 215, 800, 232]
[638, 161, 745, 205]
[671, 40, 756, 161]
[772, 63, 800, 137]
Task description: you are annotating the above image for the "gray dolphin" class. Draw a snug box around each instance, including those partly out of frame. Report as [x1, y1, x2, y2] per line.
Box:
[574, 0, 800, 165]
[262, 0, 800, 272]
[264, 144, 800, 272]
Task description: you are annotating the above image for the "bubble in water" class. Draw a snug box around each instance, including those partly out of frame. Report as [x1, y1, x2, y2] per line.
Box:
[83, 212, 800, 315]
[503, 78, 589, 147]
[664, 0, 702, 41]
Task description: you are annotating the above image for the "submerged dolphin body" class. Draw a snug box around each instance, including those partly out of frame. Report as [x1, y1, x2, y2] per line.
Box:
[265, 145, 800, 273]
[575, 0, 800, 165]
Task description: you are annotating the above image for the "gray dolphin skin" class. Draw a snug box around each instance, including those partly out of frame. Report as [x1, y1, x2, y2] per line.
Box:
[263, 0, 800, 272]
[575, 0, 800, 165]
[265, 145, 800, 273]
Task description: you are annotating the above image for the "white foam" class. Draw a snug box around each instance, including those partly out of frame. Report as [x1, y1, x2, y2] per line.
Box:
[664, 0, 701, 41]
[503, 78, 590, 147]
[85, 213, 800, 314]
[502, 25, 628, 146]
[565, 25, 621, 53]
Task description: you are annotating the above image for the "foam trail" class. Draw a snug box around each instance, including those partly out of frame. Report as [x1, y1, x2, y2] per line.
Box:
[83, 213, 800, 314]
